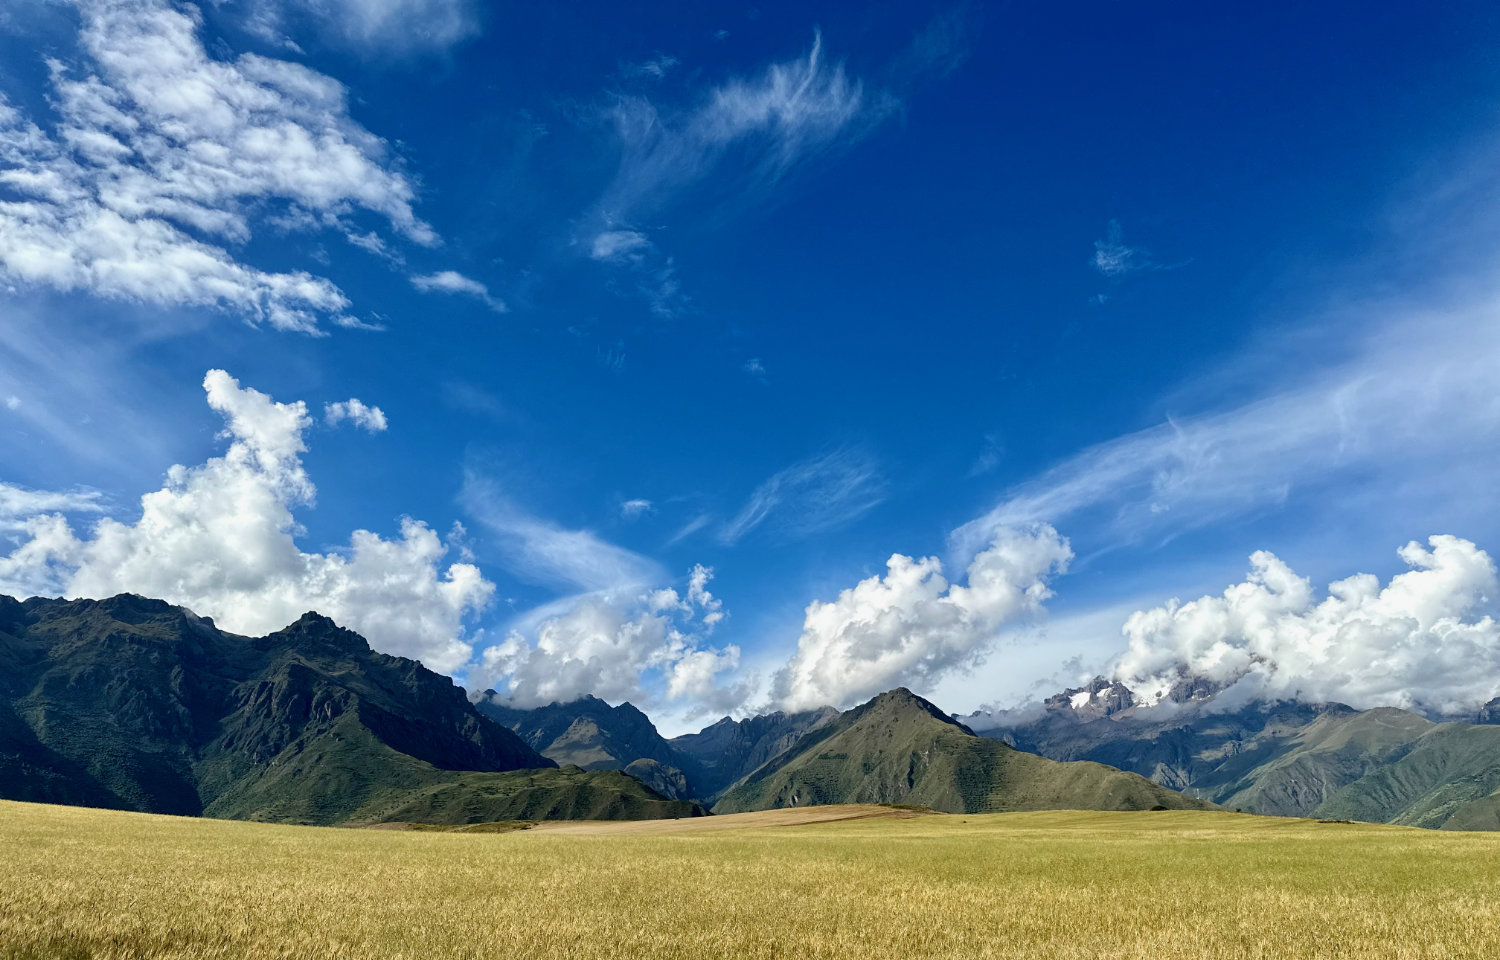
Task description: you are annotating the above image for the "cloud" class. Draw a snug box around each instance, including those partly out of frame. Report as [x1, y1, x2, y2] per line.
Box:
[0, 370, 491, 673]
[598, 32, 875, 222]
[742, 357, 766, 378]
[622, 55, 679, 81]
[410, 270, 505, 312]
[773, 525, 1073, 711]
[579, 227, 686, 317]
[0, 0, 435, 332]
[665, 512, 712, 547]
[0, 483, 103, 534]
[966, 433, 1003, 478]
[620, 498, 653, 519]
[4, 396, 19, 411]
[242, 0, 480, 56]
[951, 299, 1500, 562]
[475, 564, 743, 711]
[588, 229, 652, 263]
[323, 397, 387, 432]
[461, 473, 663, 593]
[1092, 220, 1152, 277]
[1112, 535, 1500, 715]
[720, 448, 885, 545]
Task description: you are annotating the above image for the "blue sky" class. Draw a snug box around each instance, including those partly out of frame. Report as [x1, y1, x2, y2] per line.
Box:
[4, 0, 1500, 732]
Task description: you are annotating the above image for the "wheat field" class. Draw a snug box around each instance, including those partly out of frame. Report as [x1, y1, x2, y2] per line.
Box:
[3, 799, 1499, 960]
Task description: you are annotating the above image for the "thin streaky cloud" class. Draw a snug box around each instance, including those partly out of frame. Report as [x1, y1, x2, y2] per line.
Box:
[410, 271, 506, 313]
[951, 297, 1500, 563]
[461, 472, 664, 592]
[720, 448, 885, 545]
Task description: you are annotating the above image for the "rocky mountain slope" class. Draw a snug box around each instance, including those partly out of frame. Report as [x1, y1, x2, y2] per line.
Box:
[0, 595, 699, 825]
[970, 676, 1500, 829]
[714, 688, 1213, 815]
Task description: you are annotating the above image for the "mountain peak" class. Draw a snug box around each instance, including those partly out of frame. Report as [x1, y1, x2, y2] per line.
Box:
[858, 687, 970, 731]
[264, 610, 369, 655]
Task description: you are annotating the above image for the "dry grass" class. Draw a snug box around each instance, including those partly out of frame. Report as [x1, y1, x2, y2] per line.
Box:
[4, 799, 1500, 959]
[524, 803, 936, 834]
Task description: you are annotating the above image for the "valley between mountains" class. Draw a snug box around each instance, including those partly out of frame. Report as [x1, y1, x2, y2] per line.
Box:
[4, 592, 1499, 829]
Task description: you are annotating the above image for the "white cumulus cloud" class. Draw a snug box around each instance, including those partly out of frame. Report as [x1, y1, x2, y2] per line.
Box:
[475, 564, 742, 711]
[0, 369, 491, 673]
[1113, 535, 1500, 715]
[0, 0, 434, 332]
[323, 397, 387, 432]
[773, 525, 1074, 711]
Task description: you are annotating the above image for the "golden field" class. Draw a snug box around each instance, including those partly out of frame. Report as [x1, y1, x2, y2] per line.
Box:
[3, 800, 1499, 960]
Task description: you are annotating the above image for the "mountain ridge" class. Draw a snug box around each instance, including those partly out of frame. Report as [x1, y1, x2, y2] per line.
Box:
[968, 674, 1500, 828]
[714, 687, 1214, 815]
[0, 594, 700, 825]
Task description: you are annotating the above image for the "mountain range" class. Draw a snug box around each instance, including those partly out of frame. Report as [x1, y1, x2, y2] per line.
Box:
[0, 594, 700, 825]
[964, 676, 1500, 830]
[8, 593, 1500, 830]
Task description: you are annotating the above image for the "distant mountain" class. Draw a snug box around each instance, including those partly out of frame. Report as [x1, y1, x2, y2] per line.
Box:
[476, 694, 678, 770]
[0, 595, 700, 825]
[970, 676, 1500, 829]
[476, 694, 839, 803]
[713, 688, 1212, 815]
[669, 707, 839, 801]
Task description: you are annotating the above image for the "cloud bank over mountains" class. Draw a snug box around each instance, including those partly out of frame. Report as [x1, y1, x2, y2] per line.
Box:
[1114, 535, 1500, 715]
[0, 370, 489, 673]
[775, 525, 1073, 712]
[473, 563, 742, 712]
[1, 364, 1495, 722]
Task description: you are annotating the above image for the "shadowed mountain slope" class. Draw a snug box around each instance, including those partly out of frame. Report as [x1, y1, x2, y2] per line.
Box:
[714, 689, 1213, 815]
[669, 706, 839, 801]
[475, 694, 678, 771]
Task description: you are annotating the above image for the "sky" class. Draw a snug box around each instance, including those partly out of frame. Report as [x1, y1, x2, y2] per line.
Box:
[3, 0, 1500, 734]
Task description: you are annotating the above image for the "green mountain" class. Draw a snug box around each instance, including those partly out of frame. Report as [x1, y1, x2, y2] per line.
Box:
[973, 678, 1500, 829]
[0, 594, 699, 825]
[713, 688, 1213, 815]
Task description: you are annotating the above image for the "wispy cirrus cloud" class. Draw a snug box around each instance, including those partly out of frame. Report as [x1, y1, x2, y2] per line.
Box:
[1091, 219, 1186, 279]
[460, 472, 664, 593]
[720, 448, 885, 546]
[620, 498, 654, 519]
[238, 0, 481, 57]
[580, 32, 882, 316]
[0, 0, 435, 333]
[410, 270, 506, 313]
[595, 31, 874, 227]
[0, 482, 103, 534]
[951, 293, 1500, 564]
